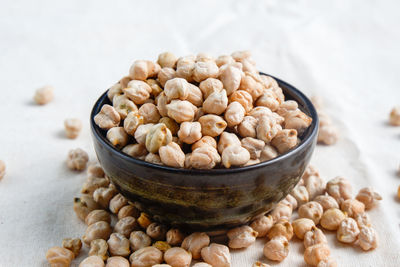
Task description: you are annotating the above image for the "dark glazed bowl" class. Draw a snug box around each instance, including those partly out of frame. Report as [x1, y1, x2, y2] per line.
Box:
[90, 73, 319, 231]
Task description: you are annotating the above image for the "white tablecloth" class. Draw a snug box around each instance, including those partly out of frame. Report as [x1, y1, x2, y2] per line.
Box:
[1, 0, 400, 266]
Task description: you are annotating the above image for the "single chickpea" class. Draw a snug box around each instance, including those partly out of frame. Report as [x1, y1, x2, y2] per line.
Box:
[145, 123, 173, 153]
[357, 226, 378, 251]
[64, 118, 83, 139]
[93, 186, 117, 209]
[79, 255, 105, 267]
[190, 146, 221, 169]
[291, 185, 309, 206]
[134, 123, 155, 145]
[144, 153, 162, 165]
[283, 109, 312, 135]
[389, 106, 400, 126]
[302, 165, 319, 179]
[181, 232, 210, 260]
[192, 263, 212, 267]
[239, 72, 264, 100]
[186, 83, 203, 107]
[123, 111, 144, 136]
[256, 116, 282, 143]
[114, 216, 139, 238]
[109, 193, 128, 214]
[112, 94, 138, 120]
[292, 218, 315, 239]
[152, 241, 171, 253]
[237, 116, 257, 138]
[178, 122, 202, 144]
[164, 78, 190, 101]
[227, 225, 258, 249]
[340, 199, 365, 218]
[129, 246, 163, 267]
[303, 226, 328, 248]
[158, 67, 176, 87]
[304, 243, 331, 267]
[124, 80, 152, 105]
[122, 143, 148, 158]
[241, 137, 265, 160]
[252, 262, 271, 267]
[355, 212, 371, 228]
[73, 194, 100, 221]
[34, 85, 54, 105]
[146, 79, 163, 97]
[318, 125, 339, 145]
[231, 50, 252, 62]
[267, 219, 293, 241]
[198, 115, 227, 137]
[298, 201, 323, 224]
[67, 148, 89, 171]
[241, 59, 257, 73]
[200, 243, 231, 267]
[326, 176, 352, 205]
[130, 231, 152, 252]
[157, 52, 178, 68]
[62, 238, 82, 257]
[270, 203, 292, 223]
[280, 194, 298, 211]
[217, 132, 241, 154]
[156, 92, 169, 117]
[119, 76, 132, 89]
[229, 90, 253, 112]
[191, 136, 217, 151]
[129, 60, 161, 81]
[244, 158, 260, 166]
[159, 142, 185, 168]
[166, 228, 185, 246]
[158, 118, 178, 136]
[276, 100, 298, 117]
[316, 258, 338, 267]
[108, 83, 123, 101]
[106, 256, 130, 267]
[86, 164, 105, 178]
[46, 247, 75, 267]
[215, 55, 235, 67]
[303, 174, 326, 200]
[176, 55, 196, 82]
[138, 103, 161, 124]
[192, 61, 219, 82]
[199, 78, 223, 99]
[166, 100, 197, 123]
[196, 52, 214, 62]
[224, 101, 245, 127]
[320, 208, 346, 231]
[118, 205, 140, 220]
[164, 247, 192, 267]
[137, 212, 152, 229]
[337, 217, 360, 244]
[256, 90, 280, 111]
[222, 144, 250, 168]
[355, 187, 382, 210]
[259, 145, 278, 162]
[194, 107, 205, 121]
[271, 129, 298, 154]
[219, 65, 243, 95]
[263, 236, 289, 262]
[107, 233, 130, 257]
[83, 221, 112, 245]
[85, 210, 111, 226]
[146, 222, 167, 241]
[0, 160, 5, 180]
[203, 90, 228, 115]
[314, 195, 339, 211]
[106, 127, 129, 149]
[81, 176, 109, 195]
[89, 239, 108, 261]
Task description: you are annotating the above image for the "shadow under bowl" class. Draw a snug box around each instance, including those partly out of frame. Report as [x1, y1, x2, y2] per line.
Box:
[90, 73, 319, 231]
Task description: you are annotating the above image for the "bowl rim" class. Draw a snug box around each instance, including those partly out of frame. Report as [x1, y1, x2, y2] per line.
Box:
[90, 73, 319, 175]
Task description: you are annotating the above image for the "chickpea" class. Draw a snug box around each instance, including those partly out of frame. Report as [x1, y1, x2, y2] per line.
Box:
[355, 212, 371, 228]
[271, 129, 298, 154]
[304, 226, 328, 248]
[181, 232, 210, 260]
[166, 228, 185, 246]
[122, 143, 148, 158]
[280, 194, 298, 211]
[0, 160, 5, 180]
[164, 78, 190, 101]
[242, 59, 257, 73]
[267, 219, 293, 241]
[192, 263, 212, 267]
[217, 132, 240, 154]
[86, 164, 105, 178]
[146, 222, 167, 241]
[222, 144, 250, 168]
[129, 60, 161, 80]
[118, 205, 140, 220]
[175, 55, 196, 81]
[158, 52, 177, 68]
[224, 101, 245, 127]
[304, 243, 330, 266]
[106, 256, 130, 267]
[258, 145, 278, 162]
[109, 193, 128, 214]
[134, 123, 155, 145]
[108, 83, 123, 101]
[185, 83, 203, 107]
[291, 185, 309, 206]
[106, 127, 128, 149]
[124, 80, 151, 105]
[190, 146, 221, 169]
[389, 106, 400, 126]
[123, 111, 144, 136]
[219, 64, 243, 95]
[340, 199, 365, 218]
[357, 226, 378, 251]
[81, 176, 109, 195]
[112, 94, 138, 120]
[263, 236, 289, 262]
[337, 217, 360, 243]
[177, 122, 202, 144]
[34, 85, 54, 105]
[198, 115, 227, 137]
[200, 243, 231, 267]
[215, 55, 235, 67]
[252, 262, 270, 267]
[138, 103, 160, 124]
[303, 174, 325, 200]
[298, 201, 323, 224]
[107, 233, 130, 256]
[292, 218, 315, 239]
[239, 72, 264, 100]
[85, 210, 111, 226]
[203, 90, 228, 115]
[159, 142, 185, 168]
[93, 186, 117, 209]
[63, 118, 83, 139]
[158, 67, 176, 87]
[145, 123, 173, 153]
[152, 241, 171, 253]
[130, 231, 152, 251]
[276, 100, 298, 117]
[46, 247, 75, 267]
[67, 148, 89, 171]
[196, 52, 214, 62]
[256, 90, 280, 111]
[256, 116, 282, 143]
[74, 194, 100, 221]
[115, 216, 139, 238]
[192, 136, 217, 151]
[241, 137, 265, 160]
[89, 239, 108, 261]
[83, 221, 112, 245]
[236, 116, 257, 138]
[244, 158, 260, 166]
[192, 61, 219, 82]
[326, 176, 352, 205]
[317, 258, 338, 267]
[355, 187, 382, 210]
[199, 78, 223, 99]
[137, 212, 152, 229]
[270, 203, 292, 223]
[129, 246, 163, 267]
[231, 50, 252, 62]
[227, 225, 258, 249]
[166, 100, 197, 123]
[284, 109, 312, 135]
[144, 153, 162, 165]
[62, 238, 82, 257]
[164, 247, 192, 267]
[79, 255, 105, 267]
[156, 92, 169, 117]
[314, 195, 339, 211]
[318, 125, 339, 145]
[229, 90, 253, 113]
[145, 79, 163, 97]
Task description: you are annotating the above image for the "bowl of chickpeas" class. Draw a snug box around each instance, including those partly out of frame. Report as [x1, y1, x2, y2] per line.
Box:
[90, 51, 319, 231]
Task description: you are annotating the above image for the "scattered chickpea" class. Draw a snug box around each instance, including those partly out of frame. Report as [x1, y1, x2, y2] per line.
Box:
[270, 203, 292, 223]
[291, 185, 309, 206]
[106, 256, 130, 267]
[146, 222, 167, 241]
[34, 85, 54, 105]
[152, 241, 171, 253]
[249, 215, 273, 238]
[292, 218, 315, 239]
[303, 226, 328, 249]
[137, 212, 152, 229]
[357, 226, 378, 251]
[114, 216, 139, 238]
[280, 194, 298, 211]
[201, 243, 231, 267]
[62, 237, 82, 257]
[303, 174, 325, 200]
[389, 106, 400, 126]
[166, 228, 185, 246]
[355, 187, 382, 210]
[79, 255, 105, 267]
[326, 176, 352, 205]
[109, 193, 128, 214]
[337, 217, 360, 244]
[130, 231, 152, 252]
[316, 258, 338, 267]
[221, 144, 250, 168]
[107, 233, 130, 257]
[118, 205, 140, 220]
[159, 142, 185, 168]
[87, 164, 105, 178]
[0, 160, 5, 181]
[318, 125, 339, 145]
[164, 247, 192, 267]
[129, 246, 163, 267]
[94, 104, 121, 130]
[89, 239, 108, 261]
[227, 225, 258, 249]
[355, 212, 371, 228]
[314, 195, 339, 211]
[81, 176, 109, 195]
[46, 246, 75, 267]
[340, 199, 365, 218]
[298, 201, 324, 224]
[267, 219, 293, 241]
[263, 236, 289, 262]
[85, 209, 111, 226]
[181, 232, 210, 260]
[64, 118, 82, 139]
[106, 127, 129, 149]
[67, 148, 89, 171]
[83, 221, 112, 245]
[320, 208, 346, 231]
[93, 186, 117, 209]
[252, 261, 271, 267]
[304, 243, 330, 266]
[73, 194, 101, 221]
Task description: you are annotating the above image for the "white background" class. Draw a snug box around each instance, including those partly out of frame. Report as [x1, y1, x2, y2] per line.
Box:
[0, 0, 400, 266]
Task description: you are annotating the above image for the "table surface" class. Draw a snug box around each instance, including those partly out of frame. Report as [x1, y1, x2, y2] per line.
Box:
[1, 0, 400, 266]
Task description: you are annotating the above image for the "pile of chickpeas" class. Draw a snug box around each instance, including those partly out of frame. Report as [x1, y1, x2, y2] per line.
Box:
[93, 51, 313, 169]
